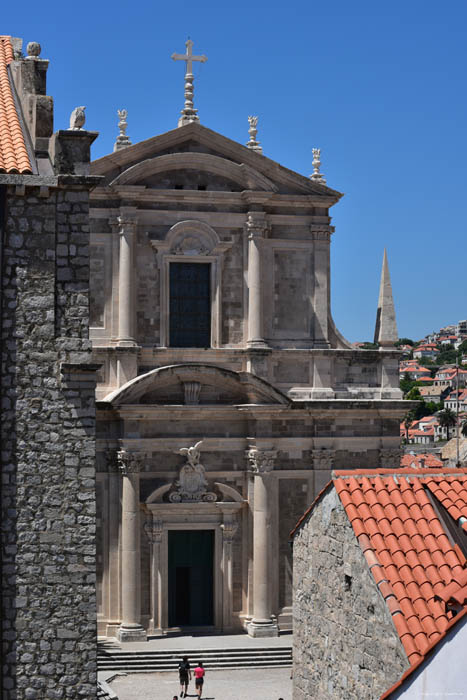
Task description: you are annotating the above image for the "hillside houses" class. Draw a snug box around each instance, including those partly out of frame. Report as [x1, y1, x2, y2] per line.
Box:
[434, 367, 467, 387]
[413, 343, 439, 360]
[399, 361, 432, 381]
[444, 389, 467, 412]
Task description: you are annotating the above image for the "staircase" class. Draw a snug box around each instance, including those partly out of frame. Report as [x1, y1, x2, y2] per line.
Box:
[98, 643, 292, 673]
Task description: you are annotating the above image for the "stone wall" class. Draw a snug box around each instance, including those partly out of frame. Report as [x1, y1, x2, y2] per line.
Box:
[1, 184, 98, 699]
[293, 487, 409, 700]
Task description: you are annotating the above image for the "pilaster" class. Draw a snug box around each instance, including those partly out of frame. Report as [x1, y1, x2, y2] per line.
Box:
[117, 207, 138, 347]
[310, 224, 333, 348]
[144, 517, 163, 635]
[245, 213, 270, 349]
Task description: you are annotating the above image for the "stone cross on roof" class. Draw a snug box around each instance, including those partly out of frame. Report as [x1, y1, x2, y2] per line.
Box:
[171, 39, 207, 127]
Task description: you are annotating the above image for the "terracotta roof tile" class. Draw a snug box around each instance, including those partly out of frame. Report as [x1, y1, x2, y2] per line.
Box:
[0, 36, 32, 174]
[334, 468, 467, 665]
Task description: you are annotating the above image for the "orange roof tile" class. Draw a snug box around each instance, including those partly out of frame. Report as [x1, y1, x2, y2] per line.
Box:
[0, 36, 32, 174]
[401, 454, 443, 469]
[334, 469, 467, 665]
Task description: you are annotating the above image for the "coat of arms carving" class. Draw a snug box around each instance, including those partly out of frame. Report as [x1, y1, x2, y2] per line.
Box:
[169, 440, 217, 503]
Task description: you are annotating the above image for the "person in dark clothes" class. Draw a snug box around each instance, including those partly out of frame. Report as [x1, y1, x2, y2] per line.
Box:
[178, 656, 191, 698]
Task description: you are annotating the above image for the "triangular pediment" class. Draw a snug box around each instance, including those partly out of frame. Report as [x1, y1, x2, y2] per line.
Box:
[91, 122, 342, 201]
[100, 364, 290, 407]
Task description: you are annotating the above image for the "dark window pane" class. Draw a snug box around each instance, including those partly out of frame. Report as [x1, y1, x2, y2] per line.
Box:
[169, 262, 211, 347]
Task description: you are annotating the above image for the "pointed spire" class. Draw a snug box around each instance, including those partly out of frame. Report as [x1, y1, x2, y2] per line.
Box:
[374, 249, 398, 346]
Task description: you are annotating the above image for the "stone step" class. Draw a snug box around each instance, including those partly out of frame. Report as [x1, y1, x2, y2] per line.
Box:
[98, 646, 292, 672]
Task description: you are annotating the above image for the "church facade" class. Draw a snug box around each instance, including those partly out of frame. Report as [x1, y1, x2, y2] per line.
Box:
[89, 115, 405, 640]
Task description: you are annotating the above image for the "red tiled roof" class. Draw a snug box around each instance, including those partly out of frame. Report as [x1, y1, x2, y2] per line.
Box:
[0, 36, 32, 174]
[409, 428, 434, 436]
[380, 607, 467, 699]
[436, 568, 467, 607]
[334, 469, 467, 665]
[401, 454, 443, 468]
[423, 477, 467, 532]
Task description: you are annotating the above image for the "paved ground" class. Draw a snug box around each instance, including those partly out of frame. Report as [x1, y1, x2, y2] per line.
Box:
[99, 631, 293, 651]
[107, 667, 292, 700]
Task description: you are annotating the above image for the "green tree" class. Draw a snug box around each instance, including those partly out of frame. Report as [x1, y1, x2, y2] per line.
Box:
[400, 372, 418, 395]
[405, 387, 422, 401]
[413, 401, 436, 420]
[396, 338, 415, 347]
[436, 345, 457, 365]
[438, 408, 457, 441]
[461, 419, 467, 437]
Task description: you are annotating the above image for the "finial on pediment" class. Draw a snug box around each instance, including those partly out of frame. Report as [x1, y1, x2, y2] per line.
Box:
[172, 39, 207, 127]
[310, 147, 326, 184]
[114, 108, 132, 152]
[69, 106, 86, 130]
[246, 115, 263, 154]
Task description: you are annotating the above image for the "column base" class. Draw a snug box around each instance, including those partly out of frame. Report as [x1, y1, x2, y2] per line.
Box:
[247, 619, 279, 638]
[116, 339, 137, 347]
[117, 624, 147, 642]
[247, 339, 270, 349]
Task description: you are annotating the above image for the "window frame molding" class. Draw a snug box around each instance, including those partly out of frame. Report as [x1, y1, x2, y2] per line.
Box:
[150, 220, 232, 349]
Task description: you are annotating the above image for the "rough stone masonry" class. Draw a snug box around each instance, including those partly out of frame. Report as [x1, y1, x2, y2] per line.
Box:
[1, 183, 99, 700]
[1, 36, 100, 700]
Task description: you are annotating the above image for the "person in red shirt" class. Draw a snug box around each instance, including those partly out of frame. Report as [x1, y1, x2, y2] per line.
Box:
[193, 661, 205, 699]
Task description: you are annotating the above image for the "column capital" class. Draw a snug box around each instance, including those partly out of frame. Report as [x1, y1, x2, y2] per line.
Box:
[144, 518, 163, 544]
[117, 449, 144, 476]
[246, 448, 276, 474]
[221, 520, 238, 543]
[311, 448, 335, 470]
[309, 223, 334, 241]
[118, 207, 138, 233]
[245, 212, 270, 239]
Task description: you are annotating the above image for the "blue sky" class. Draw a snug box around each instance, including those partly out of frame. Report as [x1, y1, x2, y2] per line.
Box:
[4, 1, 466, 341]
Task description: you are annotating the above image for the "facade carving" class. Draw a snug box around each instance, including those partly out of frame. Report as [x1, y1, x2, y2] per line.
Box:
[221, 520, 238, 542]
[183, 380, 201, 405]
[246, 449, 277, 474]
[169, 441, 217, 502]
[312, 449, 335, 470]
[172, 235, 210, 255]
[245, 212, 270, 238]
[117, 449, 144, 475]
[144, 518, 163, 543]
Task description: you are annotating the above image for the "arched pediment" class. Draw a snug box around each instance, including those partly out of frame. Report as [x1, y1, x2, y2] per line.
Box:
[101, 364, 290, 407]
[108, 152, 278, 192]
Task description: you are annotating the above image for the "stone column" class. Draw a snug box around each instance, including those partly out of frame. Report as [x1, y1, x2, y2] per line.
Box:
[246, 449, 279, 637]
[221, 515, 238, 631]
[245, 213, 269, 349]
[117, 208, 137, 346]
[310, 224, 333, 348]
[117, 450, 147, 642]
[144, 517, 163, 635]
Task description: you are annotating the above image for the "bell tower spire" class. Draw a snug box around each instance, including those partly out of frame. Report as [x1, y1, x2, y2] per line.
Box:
[374, 248, 398, 347]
